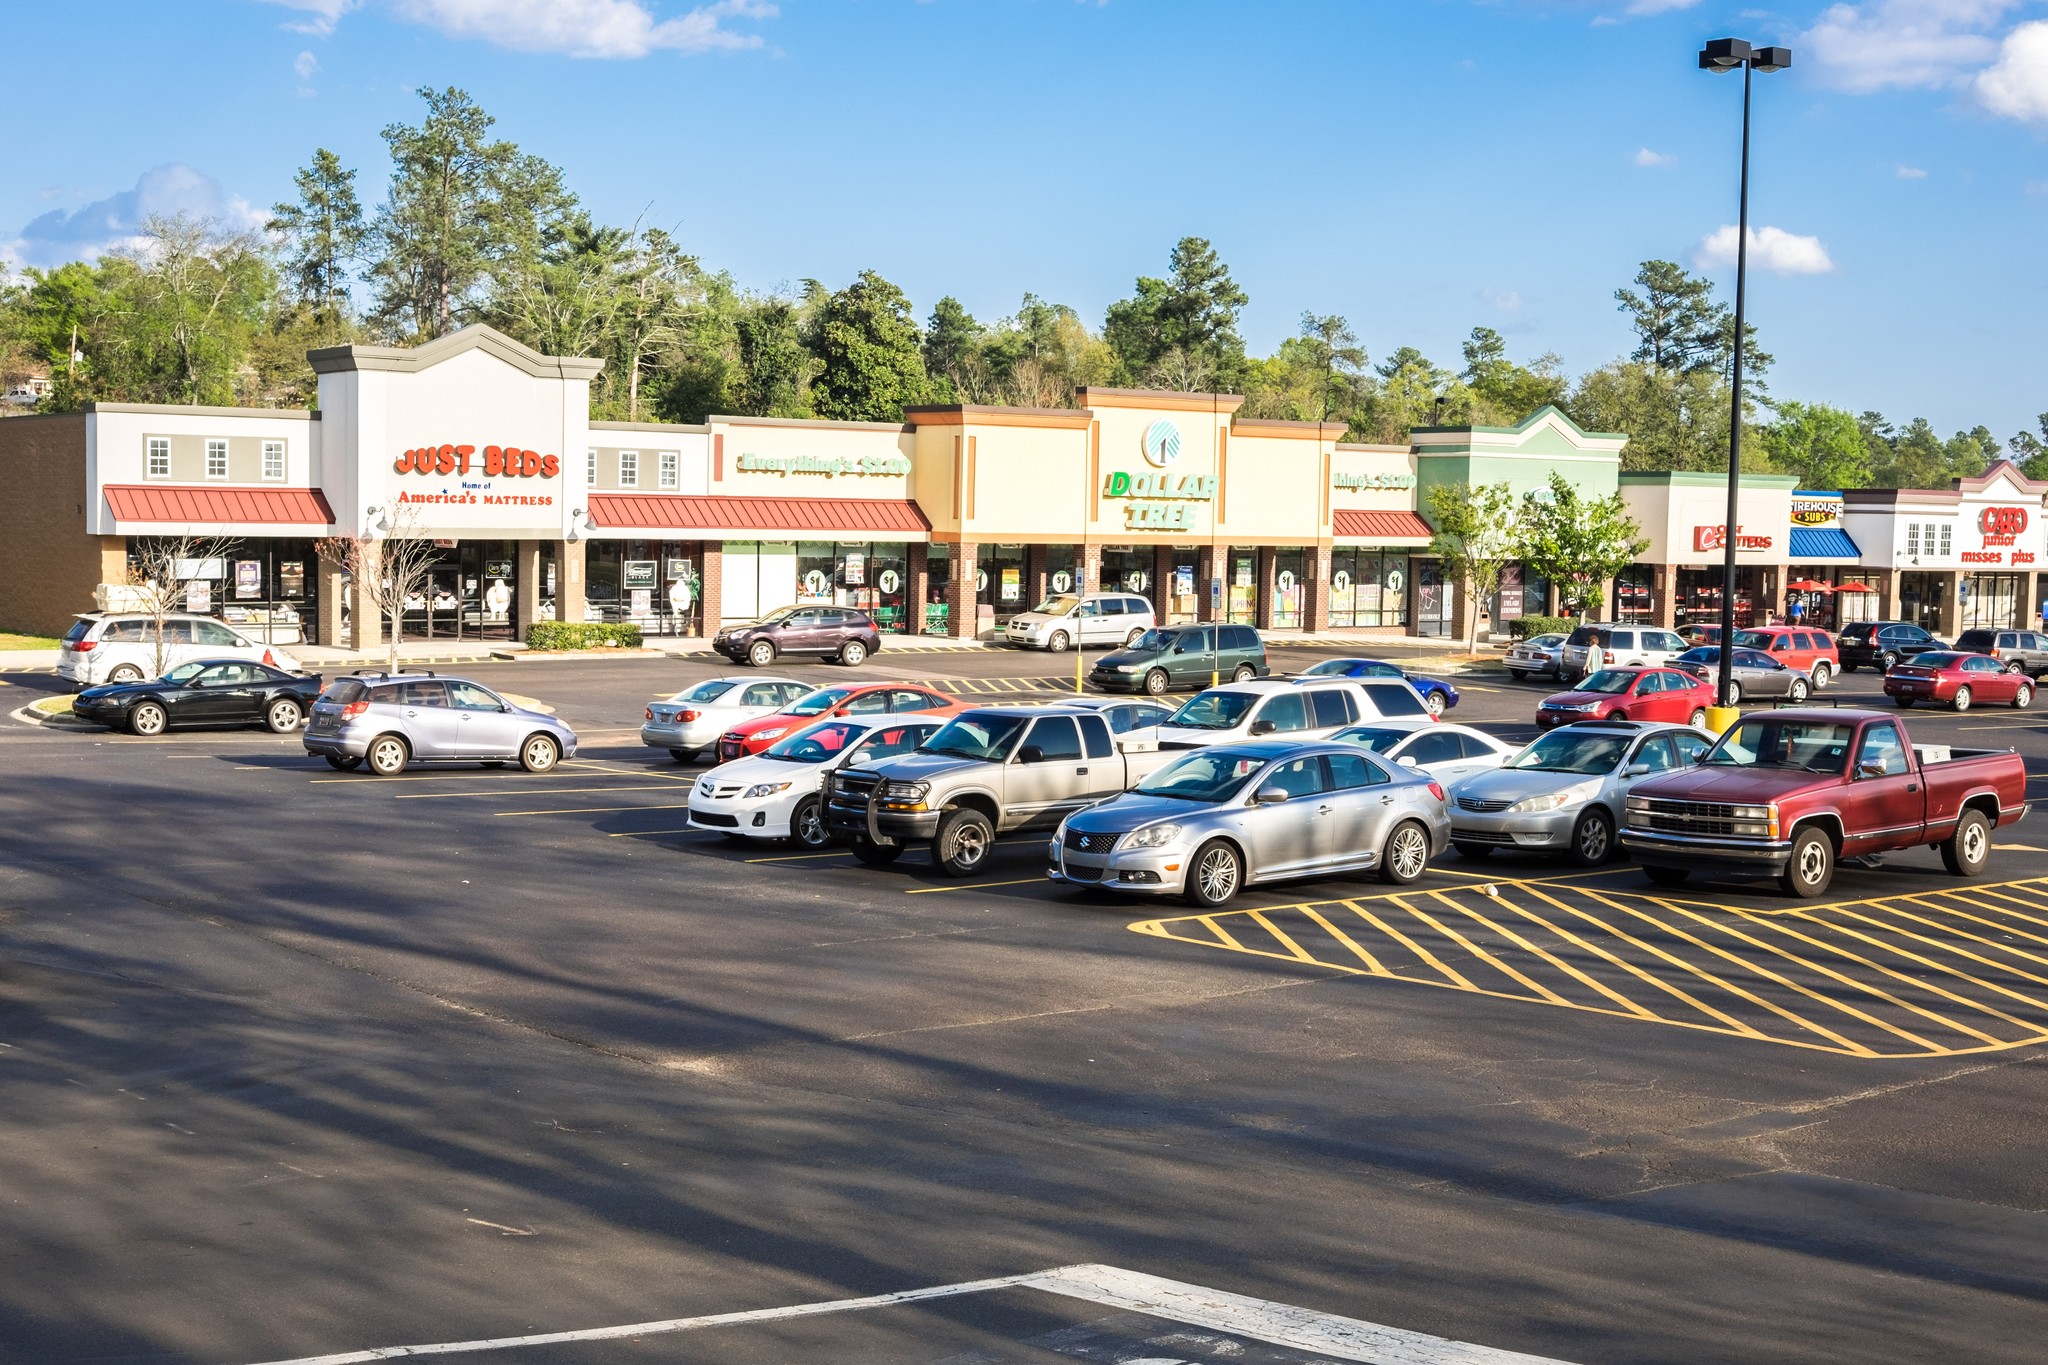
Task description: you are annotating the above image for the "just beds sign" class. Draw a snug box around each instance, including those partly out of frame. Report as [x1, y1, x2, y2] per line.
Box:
[390, 442, 560, 517]
[394, 444, 561, 480]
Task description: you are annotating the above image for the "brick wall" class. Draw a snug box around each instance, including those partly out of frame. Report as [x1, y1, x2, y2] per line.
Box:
[0, 413, 124, 637]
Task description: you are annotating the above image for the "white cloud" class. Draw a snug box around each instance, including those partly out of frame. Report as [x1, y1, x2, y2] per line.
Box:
[1, 165, 265, 270]
[1624, 0, 1703, 13]
[1480, 287, 1524, 313]
[1634, 147, 1676, 167]
[261, 0, 359, 37]
[293, 50, 320, 81]
[1695, 224, 1836, 275]
[389, 0, 776, 57]
[1896, 163, 1927, 178]
[1977, 19, 2048, 120]
[1800, 0, 2016, 92]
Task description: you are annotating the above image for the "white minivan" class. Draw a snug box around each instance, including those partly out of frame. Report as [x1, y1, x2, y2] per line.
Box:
[1152, 678, 1432, 750]
[58, 613, 303, 688]
[1003, 592, 1155, 652]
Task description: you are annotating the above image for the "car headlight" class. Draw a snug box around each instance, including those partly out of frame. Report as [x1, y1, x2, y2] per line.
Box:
[1117, 663, 1142, 673]
[743, 782, 791, 799]
[1123, 822, 1182, 849]
[753, 727, 788, 740]
[883, 780, 930, 801]
[1510, 782, 1597, 813]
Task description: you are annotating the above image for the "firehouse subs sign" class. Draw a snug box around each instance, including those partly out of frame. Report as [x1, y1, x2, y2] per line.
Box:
[392, 443, 560, 509]
[1964, 506, 2036, 567]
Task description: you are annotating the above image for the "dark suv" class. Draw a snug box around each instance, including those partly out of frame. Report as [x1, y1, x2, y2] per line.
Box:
[1089, 623, 1268, 695]
[715, 606, 882, 668]
[1837, 620, 1946, 673]
[1953, 628, 2048, 677]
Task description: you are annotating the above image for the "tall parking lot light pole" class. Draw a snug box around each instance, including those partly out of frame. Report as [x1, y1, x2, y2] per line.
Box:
[1699, 37, 1790, 711]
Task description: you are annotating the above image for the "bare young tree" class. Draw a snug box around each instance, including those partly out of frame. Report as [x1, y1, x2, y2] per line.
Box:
[125, 532, 241, 677]
[316, 501, 440, 673]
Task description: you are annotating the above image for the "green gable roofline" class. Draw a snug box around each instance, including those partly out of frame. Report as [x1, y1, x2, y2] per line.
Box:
[1410, 404, 1628, 461]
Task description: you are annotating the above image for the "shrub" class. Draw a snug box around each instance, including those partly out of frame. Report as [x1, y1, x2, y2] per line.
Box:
[525, 621, 644, 651]
[1509, 614, 1574, 640]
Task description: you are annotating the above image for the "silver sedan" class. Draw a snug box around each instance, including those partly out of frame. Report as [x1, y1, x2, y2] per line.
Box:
[1047, 739, 1452, 907]
[1448, 720, 1712, 866]
[1670, 646, 1813, 704]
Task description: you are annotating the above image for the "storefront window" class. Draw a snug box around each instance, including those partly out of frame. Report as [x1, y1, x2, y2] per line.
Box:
[1225, 551, 1258, 625]
[925, 543, 952, 635]
[1675, 566, 1766, 630]
[1272, 547, 1307, 629]
[1100, 546, 1156, 617]
[1614, 565, 1654, 626]
[1414, 560, 1450, 637]
[1899, 571, 1948, 635]
[982, 543, 1027, 625]
[1834, 574, 1879, 626]
[1044, 544, 1082, 598]
[1328, 549, 1409, 628]
[1962, 573, 2021, 631]
[127, 536, 318, 645]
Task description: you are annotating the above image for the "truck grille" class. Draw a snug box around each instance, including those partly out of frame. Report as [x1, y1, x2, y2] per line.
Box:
[1630, 798, 1738, 837]
[1064, 829, 1118, 853]
[827, 770, 883, 819]
[1457, 796, 1514, 813]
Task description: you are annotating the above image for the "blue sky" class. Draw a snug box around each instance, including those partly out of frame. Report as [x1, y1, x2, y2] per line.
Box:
[8, 1, 2045, 440]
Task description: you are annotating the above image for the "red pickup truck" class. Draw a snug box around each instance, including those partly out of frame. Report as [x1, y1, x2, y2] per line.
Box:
[1619, 708, 2029, 897]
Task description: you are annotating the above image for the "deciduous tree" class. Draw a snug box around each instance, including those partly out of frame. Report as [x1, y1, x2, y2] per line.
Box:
[804, 270, 937, 421]
[1425, 481, 1519, 652]
[1760, 401, 1873, 490]
[1516, 472, 1649, 621]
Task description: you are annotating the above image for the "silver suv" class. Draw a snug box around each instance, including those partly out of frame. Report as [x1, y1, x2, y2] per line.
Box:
[303, 670, 578, 777]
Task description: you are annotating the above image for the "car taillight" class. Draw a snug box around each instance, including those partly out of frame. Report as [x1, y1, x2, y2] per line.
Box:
[71, 639, 95, 652]
[1427, 781, 1447, 803]
[679, 709, 699, 722]
[341, 700, 369, 719]
[645, 707, 655, 720]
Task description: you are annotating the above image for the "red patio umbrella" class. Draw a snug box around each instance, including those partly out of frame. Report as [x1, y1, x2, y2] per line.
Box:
[1833, 581, 1877, 592]
[1785, 578, 1833, 591]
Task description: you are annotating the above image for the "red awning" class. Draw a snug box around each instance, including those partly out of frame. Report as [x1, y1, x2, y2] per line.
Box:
[104, 484, 335, 525]
[1334, 509, 1434, 542]
[589, 493, 930, 535]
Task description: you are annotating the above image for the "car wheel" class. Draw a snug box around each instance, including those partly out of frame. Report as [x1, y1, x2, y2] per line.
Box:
[849, 839, 902, 866]
[108, 665, 144, 684]
[1779, 826, 1835, 898]
[1881, 651, 1899, 672]
[1424, 692, 1447, 717]
[1142, 668, 1169, 696]
[1508, 669, 1527, 682]
[669, 747, 701, 764]
[1941, 809, 1992, 877]
[323, 753, 361, 772]
[1380, 820, 1431, 884]
[127, 702, 167, 737]
[1643, 865, 1690, 887]
[1452, 842, 1493, 860]
[265, 698, 303, 733]
[1124, 626, 1145, 647]
[1046, 631, 1071, 654]
[1182, 838, 1243, 907]
[788, 796, 832, 850]
[1811, 662, 1832, 688]
[366, 734, 409, 777]
[1894, 695, 1914, 708]
[1568, 807, 1614, 866]
[838, 639, 868, 666]
[1232, 664, 1257, 683]
[1725, 681, 1742, 705]
[933, 807, 995, 876]
[1688, 707, 1708, 727]
[2016, 683, 2035, 709]
[747, 640, 776, 667]
[520, 734, 560, 773]
[1953, 685, 1973, 713]
[1788, 678, 1810, 704]
[2008, 659, 2027, 673]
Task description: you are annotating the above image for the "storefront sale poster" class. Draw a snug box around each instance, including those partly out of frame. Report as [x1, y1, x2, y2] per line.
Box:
[622, 560, 658, 590]
[234, 560, 261, 598]
[1001, 567, 1020, 602]
[630, 589, 652, 616]
[844, 553, 865, 585]
[185, 580, 211, 612]
[279, 561, 304, 598]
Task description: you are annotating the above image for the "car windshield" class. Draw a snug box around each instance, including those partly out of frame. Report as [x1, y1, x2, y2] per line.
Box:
[1331, 725, 1408, 753]
[674, 679, 739, 703]
[755, 606, 799, 626]
[1677, 647, 1720, 665]
[1300, 659, 1356, 677]
[1166, 692, 1257, 730]
[159, 662, 209, 683]
[787, 687, 853, 716]
[1911, 653, 1964, 668]
[764, 720, 861, 763]
[1507, 729, 1630, 774]
[1032, 595, 1080, 616]
[1733, 631, 1775, 649]
[1523, 634, 1564, 649]
[1136, 750, 1269, 802]
[1706, 718, 1854, 773]
[921, 713, 1030, 761]
[1955, 631, 1996, 650]
[1131, 628, 1189, 652]
[1576, 670, 1637, 695]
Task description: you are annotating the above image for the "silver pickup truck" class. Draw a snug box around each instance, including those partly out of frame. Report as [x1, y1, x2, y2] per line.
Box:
[823, 706, 1175, 875]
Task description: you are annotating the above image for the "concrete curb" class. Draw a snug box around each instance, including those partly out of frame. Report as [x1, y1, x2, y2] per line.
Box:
[489, 649, 670, 663]
[10, 701, 94, 731]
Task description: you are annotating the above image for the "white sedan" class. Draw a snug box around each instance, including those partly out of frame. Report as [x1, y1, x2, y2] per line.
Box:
[1329, 720, 1519, 787]
[687, 714, 947, 848]
[641, 675, 812, 763]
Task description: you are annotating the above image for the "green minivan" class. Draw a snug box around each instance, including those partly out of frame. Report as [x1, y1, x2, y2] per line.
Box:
[1088, 623, 1269, 695]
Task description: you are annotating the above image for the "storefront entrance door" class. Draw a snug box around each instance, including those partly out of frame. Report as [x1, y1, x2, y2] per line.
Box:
[1415, 561, 1451, 637]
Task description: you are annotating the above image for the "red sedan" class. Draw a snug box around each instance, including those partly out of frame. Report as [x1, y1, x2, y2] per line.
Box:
[1536, 667, 1714, 729]
[714, 682, 964, 761]
[1883, 652, 2035, 712]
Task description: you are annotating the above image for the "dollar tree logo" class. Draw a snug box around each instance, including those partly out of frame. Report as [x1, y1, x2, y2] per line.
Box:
[1141, 419, 1182, 468]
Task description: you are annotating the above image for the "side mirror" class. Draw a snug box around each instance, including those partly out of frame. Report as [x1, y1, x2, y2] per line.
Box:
[1253, 785, 1289, 805]
[1856, 761, 1886, 779]
[1017, 744, 1045, 764]
[1398, 754, 1421, 768]
[1625, 761, 1651, 776]
[1173, 644, 1188, 654]
[833, 707, 849, 717]
[1249, 719, 1277, 736]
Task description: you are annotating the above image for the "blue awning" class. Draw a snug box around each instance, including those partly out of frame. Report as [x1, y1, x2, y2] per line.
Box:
[1789, 526, 1860, 560]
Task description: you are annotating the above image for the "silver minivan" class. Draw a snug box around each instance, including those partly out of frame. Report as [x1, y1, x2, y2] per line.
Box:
[304, 670, 578, 776]
[1004, 592, 1155, 652]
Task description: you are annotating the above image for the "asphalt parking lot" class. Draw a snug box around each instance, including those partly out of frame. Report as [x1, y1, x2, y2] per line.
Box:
[6, 643, 2048, 1363]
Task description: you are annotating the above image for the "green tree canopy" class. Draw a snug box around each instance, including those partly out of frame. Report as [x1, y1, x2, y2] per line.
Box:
[1516, 472, 1650, 620]
[1760, 401, 1873, 490]
[1461, 326, 1566, 425]
[267, 147, 366, 318]
[1103, 236, 1249, 390]
[804, 270, 935, 421]
[1425, 481, 1519, 652]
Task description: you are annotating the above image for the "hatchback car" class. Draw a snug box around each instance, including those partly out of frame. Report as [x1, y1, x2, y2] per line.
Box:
[1329, 721, 1518, 786]
[1003, 592, 1154, 652]
[714, 682, 963, 761]
[1449, 720, 1713, 865]
[1089, 623, 1268, 695]
[1503, 633, 1569, 683]
[1297, 658, 1460, 716]
[303, 671, 578, 776]
[1952, 629, 2048, 677]
[1669, 646, 1815, 703]
[1560, 624, 1689, 677]
[714, 606, 882, 667]
[1536, 667, 1714, 729]
[71, 659, 322, 736]
[1154, 678, 1426, 751]
[641, 675, 811, 763]
[1883, 652, 2036, 711]
[1047, 740, 1451, 906]
[688, 715, 946, 848]
[1732, 626, 1840, 687]
[58, 612, 302, 688]
[1837, 621, 1946, 673]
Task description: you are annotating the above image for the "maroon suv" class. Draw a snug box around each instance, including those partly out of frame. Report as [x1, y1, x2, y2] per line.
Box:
[714, 606, 883, 668]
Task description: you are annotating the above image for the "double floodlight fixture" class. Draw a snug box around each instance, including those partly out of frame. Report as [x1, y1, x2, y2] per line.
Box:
[1698, 38, 1792, 73]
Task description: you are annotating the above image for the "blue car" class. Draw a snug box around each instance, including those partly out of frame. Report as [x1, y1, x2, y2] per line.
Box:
[1298, 657, 1459, 716]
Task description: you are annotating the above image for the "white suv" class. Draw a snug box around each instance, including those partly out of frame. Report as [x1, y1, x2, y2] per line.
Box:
[58, 613, 303, 688]
[1153, 678, 1430, 750]
[1559, 624, 1688, 678]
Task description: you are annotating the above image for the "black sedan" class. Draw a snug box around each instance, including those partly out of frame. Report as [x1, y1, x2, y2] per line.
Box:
[71, 659, 323, 736]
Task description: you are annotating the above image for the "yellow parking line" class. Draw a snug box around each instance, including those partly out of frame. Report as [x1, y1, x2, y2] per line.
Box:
[1294, 904, 1391, 974]
[1394, 895, 1573, 1006]
[1243, 909, 1324, 964]
[906, 877, 1043, 894]
[1918, 888, 2048, 949]
[1779, 901, 2048, 1015]
[1200, 914, 1251, 952]
[1433, 889, 1651, 1018]
[398, 784, 680, 799]
[494, 802, 695, 817]
[310, 771, 588, 784]
[1343, 898, 1478, 991]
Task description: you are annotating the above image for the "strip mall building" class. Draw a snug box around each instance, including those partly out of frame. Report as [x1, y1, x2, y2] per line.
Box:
[2, 323, 2044, 646]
